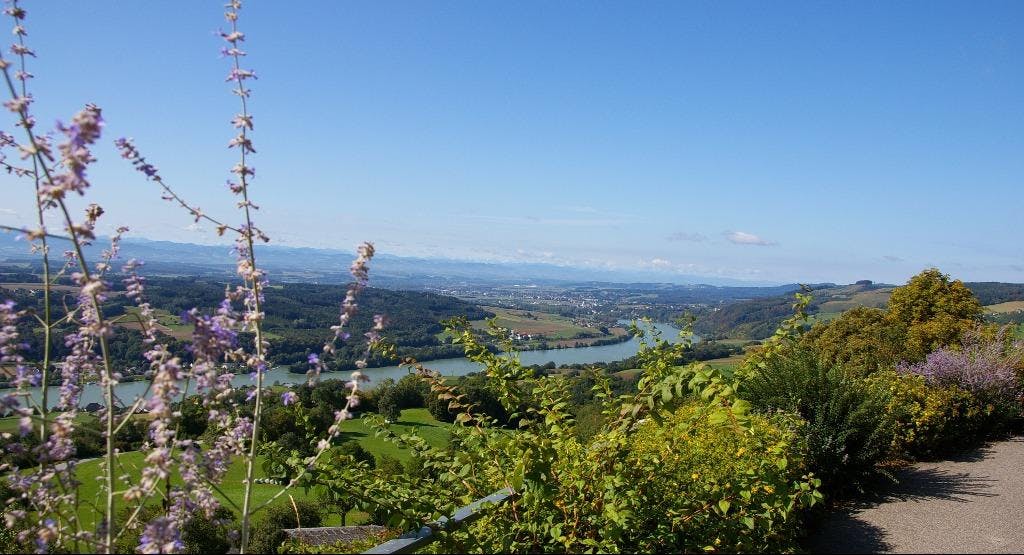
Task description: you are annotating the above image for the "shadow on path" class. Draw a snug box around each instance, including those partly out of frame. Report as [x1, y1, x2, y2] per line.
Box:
[868, 466, 997, 504]
[806, 465, 997, 553]
[808, 513, 891, 554]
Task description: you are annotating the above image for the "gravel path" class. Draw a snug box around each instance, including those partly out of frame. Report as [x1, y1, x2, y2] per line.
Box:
[807, 437, 1024, 554]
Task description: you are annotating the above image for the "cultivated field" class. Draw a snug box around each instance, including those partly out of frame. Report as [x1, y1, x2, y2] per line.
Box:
[0, 282, 78, 292]
[815, 287, 892, 314]
[986, 301, 1024, 314]
[472, 307, 600, 340]
[115, 306, 194, 340]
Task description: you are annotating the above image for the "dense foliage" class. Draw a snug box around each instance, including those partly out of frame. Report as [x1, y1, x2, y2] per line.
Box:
[248, 501, 323, 555]
[803, 269, 985, 373]
[743, 347, 895, 493]
[0, 278, 492, 382]
[264, 311, 825, 554]
[114, 506, 237, 555]
[625, 403, 816, 552]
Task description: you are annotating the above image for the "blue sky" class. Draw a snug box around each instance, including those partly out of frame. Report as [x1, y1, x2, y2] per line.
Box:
[2, 1, 1022, 284]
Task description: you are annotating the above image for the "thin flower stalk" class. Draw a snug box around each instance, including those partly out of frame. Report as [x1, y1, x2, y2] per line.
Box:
[214, 2, 273, 551]
[3, 0, 53, 454]
[0, 59, 118, 551]
[115, 137, 241, 237]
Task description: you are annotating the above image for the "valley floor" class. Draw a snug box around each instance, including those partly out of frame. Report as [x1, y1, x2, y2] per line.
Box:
[806, 437, 1024, 553]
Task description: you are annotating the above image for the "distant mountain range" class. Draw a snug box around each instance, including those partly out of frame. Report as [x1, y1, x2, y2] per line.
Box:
[0, 234, 782, 288]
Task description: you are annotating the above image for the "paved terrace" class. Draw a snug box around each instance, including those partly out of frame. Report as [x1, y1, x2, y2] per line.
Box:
[808, 437, 1024, 554]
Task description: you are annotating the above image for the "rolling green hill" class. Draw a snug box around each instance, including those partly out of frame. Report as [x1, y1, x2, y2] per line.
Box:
[694, 281, 1024, 340]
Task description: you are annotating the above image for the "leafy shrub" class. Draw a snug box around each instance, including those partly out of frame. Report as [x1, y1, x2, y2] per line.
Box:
[279, 529, 399, 553]
[743, 347, 895, 494]
[425, 374, 509, 425]
[886, 268, 984, 361]
[443, 401, 820, 554]
[114, 505, 237, 554]
[801, 306, 907, 375]
[625, 403, 821, 553]
[897, 331, 1021, 422]
[248, 501, 323, 555]
[375, 454, 405, 476]
[571, 401, 605, 443]
[179, 506, 238, 554]
[871, 370, 1006, 459]
[335, 441, 375, 466]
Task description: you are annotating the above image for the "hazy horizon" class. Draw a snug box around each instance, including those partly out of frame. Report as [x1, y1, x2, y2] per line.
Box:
[4, 232, 1015, 288]
[1, 1, 1021, 284]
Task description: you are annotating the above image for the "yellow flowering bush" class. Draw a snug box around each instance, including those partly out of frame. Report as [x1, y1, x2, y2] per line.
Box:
[872, 370, 996, 459]
[626, 403, 821, 553]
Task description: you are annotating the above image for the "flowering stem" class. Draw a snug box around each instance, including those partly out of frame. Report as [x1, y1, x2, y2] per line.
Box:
[250, 389, 362, 514]
[5, 0, 52, 454]
[0, 224, 73, 241]
[0, 66, 119, 553]
[220, 5, 267, 550]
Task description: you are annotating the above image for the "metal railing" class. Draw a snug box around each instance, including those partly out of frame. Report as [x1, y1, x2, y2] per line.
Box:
[362, 488, 515, 554]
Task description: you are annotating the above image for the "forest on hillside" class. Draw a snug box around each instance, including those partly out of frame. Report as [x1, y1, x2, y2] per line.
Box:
[0, 277, 493, 378]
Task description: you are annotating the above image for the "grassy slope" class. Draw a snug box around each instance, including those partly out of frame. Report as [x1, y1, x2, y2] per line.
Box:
[338, 408, 449, 462]
[28, 408, 448, 531]
[72, 451, 285, 530]
[705, 354, 746, 372]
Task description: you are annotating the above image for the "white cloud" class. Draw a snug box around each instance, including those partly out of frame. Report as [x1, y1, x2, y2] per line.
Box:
[649, 257, 672, 268]
[883, 255, 904, 262]
[514, 248, 559, 262]
[0, 208, 17, 216]
[666, 231, 708, 243]
[724, 231, 776, 246]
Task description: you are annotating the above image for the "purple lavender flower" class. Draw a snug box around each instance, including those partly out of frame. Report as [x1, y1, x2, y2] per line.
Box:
[138, 517, 183, 554]
[45, 104, 103, 200]
[114, 137, 160, 180]
[281, 391, 297, 406]
[898, 330, 1021, 402]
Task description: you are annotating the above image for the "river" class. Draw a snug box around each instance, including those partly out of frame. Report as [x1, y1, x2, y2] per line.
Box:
[21, 321, 687, 409]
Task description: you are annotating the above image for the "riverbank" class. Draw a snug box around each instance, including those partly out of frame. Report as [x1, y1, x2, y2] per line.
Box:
[12, 322, 686, 409]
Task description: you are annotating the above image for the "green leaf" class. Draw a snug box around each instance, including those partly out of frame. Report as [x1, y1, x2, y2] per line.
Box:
[718, 499, 731, 514]
[743, 516, 755, 529]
